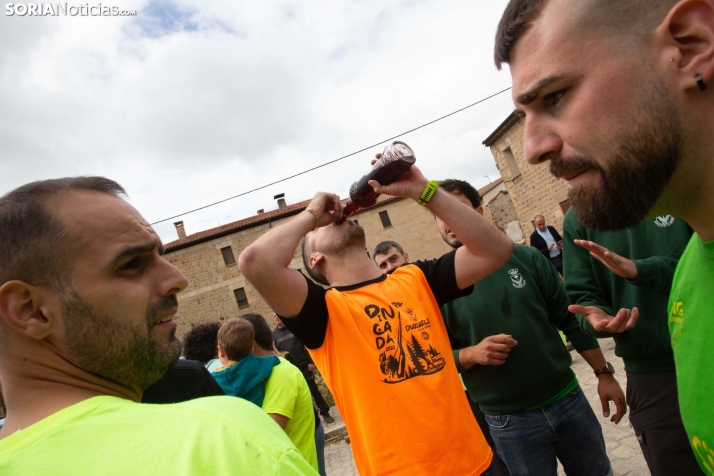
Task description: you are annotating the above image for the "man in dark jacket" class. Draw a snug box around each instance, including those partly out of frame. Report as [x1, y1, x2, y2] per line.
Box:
[530, 215, 563, 274]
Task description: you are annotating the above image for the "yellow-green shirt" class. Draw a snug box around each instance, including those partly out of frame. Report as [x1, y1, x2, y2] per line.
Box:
[0, 395, 317, 475]
[263, 358, 318, 470]
[669, 234, 714, 475]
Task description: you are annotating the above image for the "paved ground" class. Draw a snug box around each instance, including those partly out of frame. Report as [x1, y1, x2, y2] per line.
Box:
[323, 339, 650, 476]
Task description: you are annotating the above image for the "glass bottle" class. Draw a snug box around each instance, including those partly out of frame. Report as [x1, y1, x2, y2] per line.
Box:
[338, 141, 416, 222]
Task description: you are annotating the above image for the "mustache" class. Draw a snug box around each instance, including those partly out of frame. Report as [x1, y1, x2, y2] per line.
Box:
[549, 154, 600, 178]
[147, 294, 179, 325]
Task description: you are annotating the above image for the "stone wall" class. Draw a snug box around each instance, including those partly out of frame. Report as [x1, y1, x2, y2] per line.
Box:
[488, 117, 570, 236]
[482, 190, 524, 242]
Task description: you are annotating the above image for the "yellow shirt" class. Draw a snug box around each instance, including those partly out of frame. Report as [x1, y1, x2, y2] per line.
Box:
[0, 395, 317, 475]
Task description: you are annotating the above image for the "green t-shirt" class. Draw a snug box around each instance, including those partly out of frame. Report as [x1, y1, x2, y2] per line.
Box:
[263, 357, 318, 471]
[669, 234, 714, 475]
[0, 395, 317, 476]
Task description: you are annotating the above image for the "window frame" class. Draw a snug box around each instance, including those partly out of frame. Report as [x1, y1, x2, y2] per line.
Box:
[233, 287, 249, 309]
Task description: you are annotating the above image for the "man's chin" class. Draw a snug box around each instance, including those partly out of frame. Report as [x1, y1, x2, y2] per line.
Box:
[163, 336, 181, 356]
[441, 235, 462, 249]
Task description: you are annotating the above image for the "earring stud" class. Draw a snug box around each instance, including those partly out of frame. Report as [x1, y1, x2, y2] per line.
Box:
[695, 74, 707, 91]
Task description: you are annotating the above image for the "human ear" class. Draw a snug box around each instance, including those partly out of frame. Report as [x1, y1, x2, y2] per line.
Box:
[476, 206, 485, 216]
[661, 0, 714, 89]
[0, 281, 55, 340]
[308, 252, 324, 270]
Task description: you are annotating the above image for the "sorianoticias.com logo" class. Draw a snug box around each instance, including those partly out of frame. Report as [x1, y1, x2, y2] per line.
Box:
[5, 3, 137, 16]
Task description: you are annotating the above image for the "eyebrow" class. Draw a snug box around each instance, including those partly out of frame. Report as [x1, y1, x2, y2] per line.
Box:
[515, 75, 564, 105]
[109, 240, 164, 268]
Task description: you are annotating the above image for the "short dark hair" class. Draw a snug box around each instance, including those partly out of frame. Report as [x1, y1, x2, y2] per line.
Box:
[240, 312, 274, 352]
[217, 318, 255, 361]
[301, 237, 329, 286]
[494, 0, 677, 70]
[494, 0, 546, 69]
[373, 241, 405, 261]
[0, 177, 126, 288]
[438, 179, 482, 208]
[183, 322, 221, 364]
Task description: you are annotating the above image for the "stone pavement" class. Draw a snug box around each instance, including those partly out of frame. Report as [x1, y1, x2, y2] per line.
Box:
[323, 338, 650, 476]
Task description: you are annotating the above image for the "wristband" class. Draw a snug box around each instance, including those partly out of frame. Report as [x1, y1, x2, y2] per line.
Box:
[305, 208, 319, 230]
[417, 180, 439, 206]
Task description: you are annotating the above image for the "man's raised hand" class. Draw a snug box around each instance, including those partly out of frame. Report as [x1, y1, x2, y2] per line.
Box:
[307, 192, 344, 228]
[367, 153, 428, 201]
[569, 304, 639, 333]
[574, 239, 638, 280]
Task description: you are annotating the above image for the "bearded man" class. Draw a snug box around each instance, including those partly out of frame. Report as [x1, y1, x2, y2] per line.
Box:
[495, 1, 714, 472]
[239, 162, 514, 476]
[0, 177, 316, 475]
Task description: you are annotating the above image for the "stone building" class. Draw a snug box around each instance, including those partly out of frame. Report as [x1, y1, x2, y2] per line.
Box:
[478, 178, 525, 243]
[164, 180, 520, 339]
[483, 112, 571, 236]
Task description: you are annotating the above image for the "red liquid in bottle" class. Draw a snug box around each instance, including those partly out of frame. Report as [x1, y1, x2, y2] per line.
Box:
[338, 141, 415, 223]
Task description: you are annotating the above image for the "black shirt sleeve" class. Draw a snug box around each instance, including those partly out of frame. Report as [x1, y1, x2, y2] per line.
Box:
[141, 359, 225, 404]
[410, 249, 474, 307]
[277, 274, 329, 350]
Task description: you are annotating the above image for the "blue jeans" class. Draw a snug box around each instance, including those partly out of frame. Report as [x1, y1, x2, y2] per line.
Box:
[315, 422, 326, 476]
[485, 386, 612, 476]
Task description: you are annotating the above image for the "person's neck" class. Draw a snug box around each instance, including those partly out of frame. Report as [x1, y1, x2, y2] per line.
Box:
[681, 154, 714, 242]
[327, 249, 384, 287]
[252, 347, 274, 357]
[0, 339, 140, 439]
[655, 113, 714, 240]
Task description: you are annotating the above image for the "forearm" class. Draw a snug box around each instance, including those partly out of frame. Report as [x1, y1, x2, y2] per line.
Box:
[578, 347, 606, 371]
[427, 189, 513, 286]
[268, 413, 289, 429]
[239, 210, 314, 316]
[428, 189, 512, 257]
[240, 211, 314, 274]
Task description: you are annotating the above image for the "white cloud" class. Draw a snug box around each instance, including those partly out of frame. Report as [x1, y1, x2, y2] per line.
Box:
[0, 0, 515, 243]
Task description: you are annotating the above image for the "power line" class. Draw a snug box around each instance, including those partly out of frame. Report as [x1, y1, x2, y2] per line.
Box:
[150, 86, 512, 225]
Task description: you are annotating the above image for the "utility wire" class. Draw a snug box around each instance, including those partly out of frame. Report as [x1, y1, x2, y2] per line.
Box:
[150, 86, 512, 225]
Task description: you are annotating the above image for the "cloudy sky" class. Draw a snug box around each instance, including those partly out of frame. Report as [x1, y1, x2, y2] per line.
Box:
[1, 0, 515, 243]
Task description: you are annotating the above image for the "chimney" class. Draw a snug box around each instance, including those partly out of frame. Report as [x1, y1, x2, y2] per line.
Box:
[174, 221, 187, 240]
[257, 209, 264, 214]
[274, 193, 287, 209]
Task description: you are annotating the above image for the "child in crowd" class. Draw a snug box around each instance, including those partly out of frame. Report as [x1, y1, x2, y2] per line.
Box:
[213, 317, 319, 472]
[212, 318, 279, 406]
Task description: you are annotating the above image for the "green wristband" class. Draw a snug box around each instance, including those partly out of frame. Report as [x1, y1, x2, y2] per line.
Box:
[417, 180, 439, 206]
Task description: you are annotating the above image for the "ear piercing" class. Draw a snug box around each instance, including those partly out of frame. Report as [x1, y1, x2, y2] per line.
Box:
[695, 74, 707, 91]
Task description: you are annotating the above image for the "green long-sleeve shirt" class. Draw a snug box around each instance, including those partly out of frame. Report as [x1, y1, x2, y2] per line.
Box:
[562, 209, 693, 373]
[441, 244, 599, 416]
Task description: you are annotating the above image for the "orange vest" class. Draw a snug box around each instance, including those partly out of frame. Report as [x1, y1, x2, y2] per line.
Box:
[309, 265, 492, 475]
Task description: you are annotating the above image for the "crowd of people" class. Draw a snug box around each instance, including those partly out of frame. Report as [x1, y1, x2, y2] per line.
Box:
[0, 0, 713, 474]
